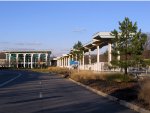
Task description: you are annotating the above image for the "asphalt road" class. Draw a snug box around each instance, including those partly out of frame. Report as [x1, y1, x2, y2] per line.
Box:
[0, 70, 137, 113]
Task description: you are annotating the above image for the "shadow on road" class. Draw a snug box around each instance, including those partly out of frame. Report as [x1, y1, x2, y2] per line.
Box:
[7, 95, 63, 104]
[0, 70, 50, 88]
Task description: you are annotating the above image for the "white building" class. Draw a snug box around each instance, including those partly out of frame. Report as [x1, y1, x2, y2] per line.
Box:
[4, 50, 51, 68]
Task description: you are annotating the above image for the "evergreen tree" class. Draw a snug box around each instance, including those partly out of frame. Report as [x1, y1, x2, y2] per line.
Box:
[111, 17, 147, 75]
[71, 41, 83, 61]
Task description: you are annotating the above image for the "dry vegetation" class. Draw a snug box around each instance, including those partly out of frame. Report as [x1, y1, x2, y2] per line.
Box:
[70, 70, 134, 83]
[138, 78, 150, 106]
[48, 67, 70, 75]
[32, 67, 70, 74]
[32, 68, 50, 73]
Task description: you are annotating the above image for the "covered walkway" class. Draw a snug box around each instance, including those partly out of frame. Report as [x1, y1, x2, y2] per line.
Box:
[57, 32, 120, 71]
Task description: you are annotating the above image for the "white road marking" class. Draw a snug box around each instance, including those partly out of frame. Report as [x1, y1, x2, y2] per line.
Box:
[39, 81, 42, 85]
[39, 92, 43, 98]
[0, 73, 22, 87]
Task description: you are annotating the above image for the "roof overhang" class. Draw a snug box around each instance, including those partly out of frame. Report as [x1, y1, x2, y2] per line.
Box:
[4, 50, 51, 54]
[92, 32, 114, 40]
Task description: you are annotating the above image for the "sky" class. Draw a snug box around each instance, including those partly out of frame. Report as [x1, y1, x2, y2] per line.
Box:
[0, 1, 150, 56]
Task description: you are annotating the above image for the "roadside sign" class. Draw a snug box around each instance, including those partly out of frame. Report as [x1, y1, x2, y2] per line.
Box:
[70, 60, 78, 65]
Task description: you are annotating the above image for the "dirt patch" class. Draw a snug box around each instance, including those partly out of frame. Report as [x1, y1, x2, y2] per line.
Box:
[80, 79, 150, 110]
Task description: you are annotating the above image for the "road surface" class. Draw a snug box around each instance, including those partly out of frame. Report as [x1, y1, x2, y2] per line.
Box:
[0, 70, 137, 113]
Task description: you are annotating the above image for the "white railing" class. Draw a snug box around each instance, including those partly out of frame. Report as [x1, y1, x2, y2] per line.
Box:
[79, 62, 109, 71]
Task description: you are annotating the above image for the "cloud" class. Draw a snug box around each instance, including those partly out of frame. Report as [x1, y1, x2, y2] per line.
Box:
[60, 49, 70, 51]
[73, 28, 87, 33]
[26, 42, 42, 46]
[0, 42, 9, 44]
[15, 43, 25, 45]
[15, 42, 42, 46]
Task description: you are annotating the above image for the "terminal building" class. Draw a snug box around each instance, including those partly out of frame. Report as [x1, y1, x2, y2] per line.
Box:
[2, 50, 51, 68]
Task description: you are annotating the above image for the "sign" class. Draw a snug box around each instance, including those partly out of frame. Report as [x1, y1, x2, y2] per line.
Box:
[70, 60, 78, 65]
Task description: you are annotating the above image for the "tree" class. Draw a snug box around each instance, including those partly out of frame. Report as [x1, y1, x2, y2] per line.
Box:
[71, 41, 83, 61]
[111, 17, 147, 75]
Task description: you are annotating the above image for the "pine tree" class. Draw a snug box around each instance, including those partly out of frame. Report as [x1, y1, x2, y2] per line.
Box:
[71, 41, 83, 61]
[111, 17, 147, 75]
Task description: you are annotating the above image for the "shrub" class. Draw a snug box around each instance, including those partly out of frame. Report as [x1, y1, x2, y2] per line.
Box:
[138, 79, 150, 105]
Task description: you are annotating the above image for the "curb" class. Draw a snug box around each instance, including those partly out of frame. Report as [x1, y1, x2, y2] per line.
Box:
[69, 78, 150, 113]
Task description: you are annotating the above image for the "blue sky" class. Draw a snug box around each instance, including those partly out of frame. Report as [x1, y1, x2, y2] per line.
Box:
[0, 1, 150, 56]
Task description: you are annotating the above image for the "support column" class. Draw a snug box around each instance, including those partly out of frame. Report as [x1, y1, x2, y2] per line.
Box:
[16, 54, 19, 68]
[108, 43, 112, 64]
[62, 58, 63, 67]
[97, 45, 100, 71]
[5, 53, 7, 67]
[97, 45, 100, 63]
[79, 57, 81, 69]
[82, 51, 85, 70]
[23, 54, 26, 68]
[59, 58, 60, 67]
[64, 57, 66, 67]
[71, 55, 73, 61]
[9, 53, 11, 67]
[63, 57, 65, 67]
[68, 56, 70, 68]
[5, 53, 7, 61]
[66, 57, 68, 67]
[31, 54, 33, 69]
[38, 53, 41, 68]
[45, 53, 48, 66]
[65, 57, 67, 67]
[89, 49, 91, 65]
[76, 54, 77, 61]
[58, 59, 61, 67]
[60, 58, 61, 67]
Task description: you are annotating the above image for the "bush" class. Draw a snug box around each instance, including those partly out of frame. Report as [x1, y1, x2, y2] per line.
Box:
[138, 79, 150, 105]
